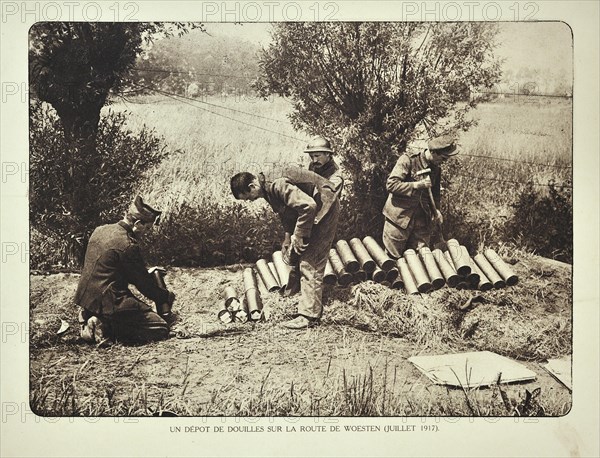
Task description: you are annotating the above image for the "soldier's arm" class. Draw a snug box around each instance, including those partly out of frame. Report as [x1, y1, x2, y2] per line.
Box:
[122, 245, 169, 305]
[432, 167, 442, 207]
[329, 172, 344, 196]
[272, 178, 317, 239]
[386, 155, 415, 196]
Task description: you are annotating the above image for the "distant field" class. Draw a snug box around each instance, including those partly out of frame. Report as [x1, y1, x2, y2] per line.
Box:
[107, 97, 572, 228]
[106, 95, 311, 219]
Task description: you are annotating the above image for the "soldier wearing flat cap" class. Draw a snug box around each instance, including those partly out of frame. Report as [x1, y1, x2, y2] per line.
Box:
[382, 135, 458, 258]
[75, 196, 175, 345]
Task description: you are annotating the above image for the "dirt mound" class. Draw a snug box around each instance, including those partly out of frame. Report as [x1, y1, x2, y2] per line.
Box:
[29, 254, 571, 416]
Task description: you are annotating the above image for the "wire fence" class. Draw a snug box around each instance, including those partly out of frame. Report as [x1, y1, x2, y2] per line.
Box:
[129, 83, 304, 141]
[132, 67, 255, 79]
[131, 68, 572, 99]
[469, 90, 572, 99]
[450, 172, 572, 189]
[118, 82, 572, 189]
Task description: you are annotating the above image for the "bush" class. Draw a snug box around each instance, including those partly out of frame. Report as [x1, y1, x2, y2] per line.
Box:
[30, 100, 170, 269]
[505, 181, 572, 263]
[142, 201, 283, 267]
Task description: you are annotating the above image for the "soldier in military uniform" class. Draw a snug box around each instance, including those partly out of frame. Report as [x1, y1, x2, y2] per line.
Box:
[382, 135, 459, 258]
[303, 135, 344, 197]
[230, 166, 340, 329]
[279, 135, 344, 267]
[75, 196, 175, 345]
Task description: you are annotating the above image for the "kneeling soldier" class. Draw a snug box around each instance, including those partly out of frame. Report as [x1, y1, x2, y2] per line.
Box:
[75, 196, 175, 345]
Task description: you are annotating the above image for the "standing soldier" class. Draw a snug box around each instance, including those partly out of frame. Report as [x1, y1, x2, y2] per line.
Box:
[280, 135, 345, 278]
[75, 196, 175, 345]
[303, 135, 344, 197]
[230, 166, 340, 329]
[382, 135, 459, 258]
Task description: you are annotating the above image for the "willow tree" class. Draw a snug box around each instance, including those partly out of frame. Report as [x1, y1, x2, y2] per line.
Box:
[29, 22, 202, 261]
[256, 22, 501, 233]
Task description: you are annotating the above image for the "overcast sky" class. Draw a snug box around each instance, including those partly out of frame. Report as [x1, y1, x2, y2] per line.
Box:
[497, 22, 572, 77]
[203, 22, 573, 80]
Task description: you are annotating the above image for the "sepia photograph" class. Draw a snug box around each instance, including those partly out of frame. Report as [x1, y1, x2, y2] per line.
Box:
[1, 1, 598, 456]
[26, 19, 576, 419]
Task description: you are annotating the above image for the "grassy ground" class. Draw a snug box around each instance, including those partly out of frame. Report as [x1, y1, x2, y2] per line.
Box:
[30, 251, 571, 416]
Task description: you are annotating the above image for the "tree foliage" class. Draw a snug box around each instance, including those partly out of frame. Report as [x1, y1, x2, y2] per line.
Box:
[29, 22, 201, 262]
[506, 182, 572, 263]
[30, 101, 170, 268]
[257, 22, 501, 233]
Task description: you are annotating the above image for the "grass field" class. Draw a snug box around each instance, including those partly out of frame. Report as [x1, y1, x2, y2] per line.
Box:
[106, 95, 311, 219]
[104, 95, 572, 264]
[109, 95, 571, 216]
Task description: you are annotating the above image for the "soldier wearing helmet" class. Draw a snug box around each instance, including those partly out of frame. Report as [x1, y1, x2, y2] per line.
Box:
[382, 135, 459, 258]
[303, 135, 344, 197]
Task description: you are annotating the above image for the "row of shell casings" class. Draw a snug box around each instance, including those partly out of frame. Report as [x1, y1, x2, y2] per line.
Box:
[219, 268, 264, 323]
[398, 240, 519, 294]
[323, 237, 519, 294]
[325, 236, 402, 287]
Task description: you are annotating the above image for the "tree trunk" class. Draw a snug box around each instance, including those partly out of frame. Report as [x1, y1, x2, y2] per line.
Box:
[56, 105, 103, 265]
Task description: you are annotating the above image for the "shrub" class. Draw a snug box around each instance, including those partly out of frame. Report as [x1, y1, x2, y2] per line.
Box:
[142, 201, 283, 267]
[30, 100, 170, 269]
[505, 181, 572, 263]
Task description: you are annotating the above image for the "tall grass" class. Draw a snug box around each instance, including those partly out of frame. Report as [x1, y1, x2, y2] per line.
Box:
[31, 358, 571, 417]
[102, 95, 572, 265]
[107, 96, 310, 220]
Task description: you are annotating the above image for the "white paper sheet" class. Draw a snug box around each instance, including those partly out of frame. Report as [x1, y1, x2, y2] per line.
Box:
[408, 351, 537, 388]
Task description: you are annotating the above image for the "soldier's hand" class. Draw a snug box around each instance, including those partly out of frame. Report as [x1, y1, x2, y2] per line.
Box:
[433, 210, 444, 225]
[414, 176, 432, 190]
[291, 234, 308, 255]
[281, 232, 292, 253]
[167, 291, 176, 306]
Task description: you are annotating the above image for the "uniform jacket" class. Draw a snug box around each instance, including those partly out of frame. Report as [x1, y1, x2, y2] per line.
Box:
[259, 166, 338, 239]
[75, 221, 169, 315]
[309, 159, 344, 197]
[382, 151, 441, 229]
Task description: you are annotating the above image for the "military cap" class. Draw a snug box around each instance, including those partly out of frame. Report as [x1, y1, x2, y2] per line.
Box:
[428, 135, 458, 156]
[128, 196, 162, 225]
[304, 135, 333, 154]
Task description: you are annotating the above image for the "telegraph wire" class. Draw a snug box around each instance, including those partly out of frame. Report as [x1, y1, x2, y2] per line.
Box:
[132, 83, 305, 142]
[131, 84, 289, 124]
[407, 145, 571, 170]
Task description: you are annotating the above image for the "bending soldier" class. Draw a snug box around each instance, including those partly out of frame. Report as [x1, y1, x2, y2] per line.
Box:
[75, 196, 175, 345]
[230, 166, 340, 329]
